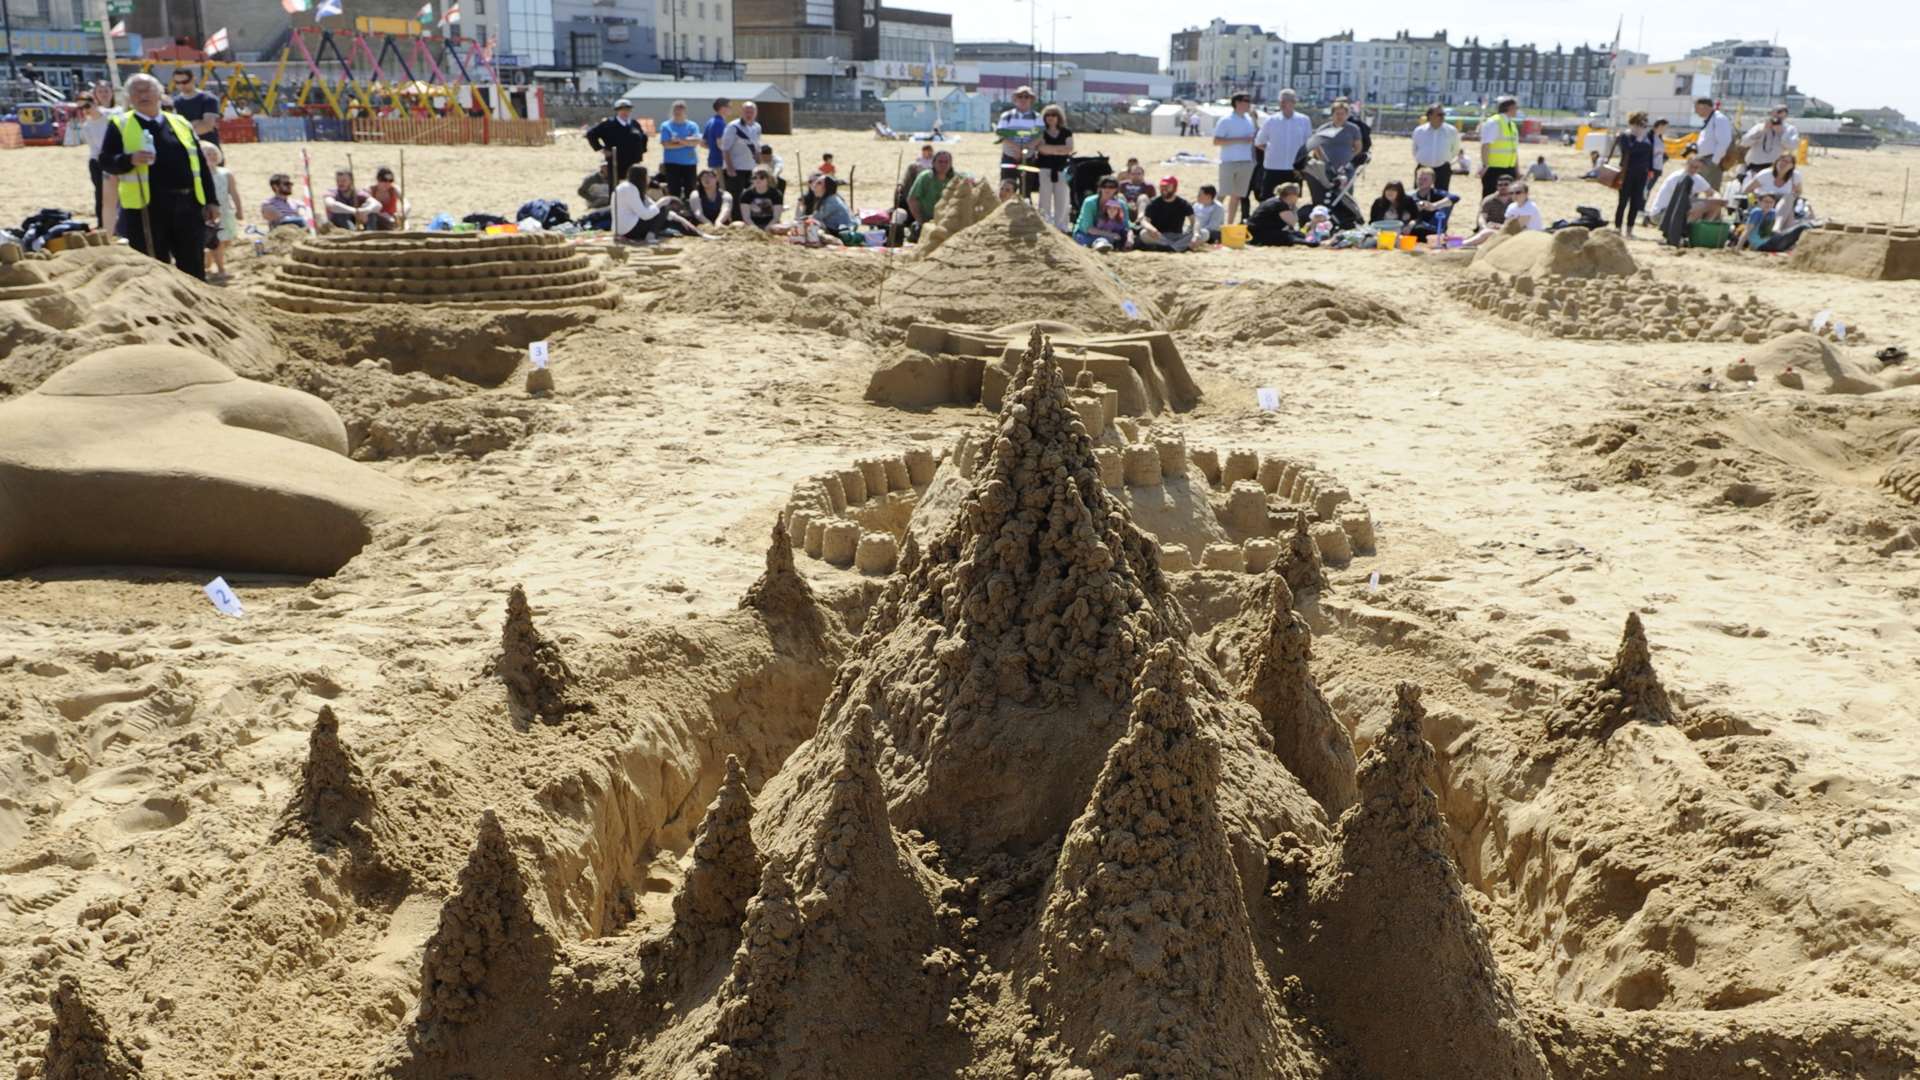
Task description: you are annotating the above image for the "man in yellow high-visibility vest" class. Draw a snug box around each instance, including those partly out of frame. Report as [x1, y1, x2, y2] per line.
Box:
[1477, 95, 1521, 199]
[98, 73, 217, 281]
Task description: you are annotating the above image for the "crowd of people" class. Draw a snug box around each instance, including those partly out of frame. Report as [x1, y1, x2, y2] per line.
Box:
[61, 71, 1824, 282]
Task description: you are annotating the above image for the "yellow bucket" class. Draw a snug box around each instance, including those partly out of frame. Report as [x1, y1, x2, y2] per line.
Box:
[1220, 223, 1249, 249]
[1398, 233, 1419, 251]
[1375, 231, 1395, 250]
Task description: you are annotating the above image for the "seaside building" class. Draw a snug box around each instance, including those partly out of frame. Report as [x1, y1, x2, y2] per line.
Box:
[1166, 19, 1287, 102]
[1685, 39, 1789, 107]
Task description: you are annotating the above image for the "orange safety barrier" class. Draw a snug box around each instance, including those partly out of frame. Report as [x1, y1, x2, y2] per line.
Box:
[485, 118, 554, 146]
[0, 123, 22, 150]
[218, 118, 259, 144]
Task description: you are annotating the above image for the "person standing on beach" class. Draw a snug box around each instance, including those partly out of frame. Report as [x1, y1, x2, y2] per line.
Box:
[1212, 92, 1258, 224]
[1609, 112, 1658, 238]
[79, 80, 122, 228]
[1740, 105, 1799, 181]
[98, 73, 216, 279]
[1693, 97, 1734, 189]
[996, 86, 1043, 199]
[658, 100, 703, 200]
[1254, 89, 1312, 203]
[171, 67, 224, 146]
[587, 99, 649, 195]
[1478, 95, 1520, 197]
[720, 101, 763, 203]
[1411, 103, 1460, 194]
[704, 98, 731, 171]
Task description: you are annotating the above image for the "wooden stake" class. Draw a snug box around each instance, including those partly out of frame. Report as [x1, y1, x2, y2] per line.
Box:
[1903, 168, 1911, 224]
[399, 147, 407, 230]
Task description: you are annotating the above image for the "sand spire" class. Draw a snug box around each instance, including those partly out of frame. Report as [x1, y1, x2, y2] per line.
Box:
[1280, 512, 1329, 596]
[739, 515, 832, 648]
[272, 705, 384, 853]
[44, 975, 145, 1080]
[1302, 683, 1551, 1080]
[1027, 642, 1301, 1077]
[1547, 613, 1675, 740]
[497, 584, 585, 724]
[1239, 577, 1359, 815]
[668, 756, 762, 950]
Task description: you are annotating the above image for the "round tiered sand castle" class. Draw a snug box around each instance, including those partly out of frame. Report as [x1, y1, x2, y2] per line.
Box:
[260, 232, 621, 313]
[787, 367, 1373, 577]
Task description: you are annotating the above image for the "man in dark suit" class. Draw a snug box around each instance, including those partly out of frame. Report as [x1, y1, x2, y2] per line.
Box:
[586, 99, 649, 193]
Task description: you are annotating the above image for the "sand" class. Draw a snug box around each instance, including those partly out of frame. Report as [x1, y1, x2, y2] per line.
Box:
[3, 130, 1920, 1079]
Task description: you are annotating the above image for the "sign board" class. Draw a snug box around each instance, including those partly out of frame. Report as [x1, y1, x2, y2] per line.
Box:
[5, 27, 140, 55]
[107, 0, 133, 15]
[83, 18, 103, 32]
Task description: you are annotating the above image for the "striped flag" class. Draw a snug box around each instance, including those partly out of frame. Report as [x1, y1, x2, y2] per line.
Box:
[205, 27, 230, 55]
[440, 1, 460, 24]
[108, 19, 126, 36]
[281, 0, 310, 10]
[316, 0, 343, 16]
[416, 2, 433, 23]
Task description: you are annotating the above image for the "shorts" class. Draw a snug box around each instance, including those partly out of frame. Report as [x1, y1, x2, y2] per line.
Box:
[1218, 159, 1256, 198]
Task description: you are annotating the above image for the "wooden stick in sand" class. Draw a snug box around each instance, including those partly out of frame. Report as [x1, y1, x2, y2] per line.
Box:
[1903, 168, 1911, 225]
[400, 147, 407, 230]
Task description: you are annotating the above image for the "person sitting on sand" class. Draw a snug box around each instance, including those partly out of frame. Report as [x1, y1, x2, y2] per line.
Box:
[1742, 153, 1805, 232]
[1247, 183, 1309, 246]
[1368, 180, 1417, 226]
[803, 174, 864, 245]
[1477, 174, 1512, 230]
[260, 172, 308, 230]
[1135, 176, 1196, 252]
[1740, 192, 1811, 253]
[1072, 175, 1131, 247]
[323, 169, 384, 231]
[614, 165, 698, 243]
[369, 166, 406, 230]
[740, 167, 785, 231]
[1083, 198, 1134, 252]
[907, 150, 956, 231]
[1651, 152, 1718, 244]
[1462, 180, 1542, 247]
[1191, 184, 1226, 243]
[689, 168, 734, 227]
[1408, 168, 1458, 237]
[1527, 155, 1558, 181]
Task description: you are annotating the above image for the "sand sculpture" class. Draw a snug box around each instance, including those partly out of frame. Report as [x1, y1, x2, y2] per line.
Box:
[910, 174, 1002, 257]
[1883, 427, 1920, 506]
[887, 199, 1168, 330]
[0, 243, 280, 393]
[1472, 225, 1639, 279]
[1790, 221, 1920, 281]
[496, 585, 592, 725]
[792, 370, 1372, 578]
[1730, 330, 1906, 393]
[0, 344, 411, 575]
[868, 318, 1200, 414]
[259, 232, 621, 313]
[1451, 267, 1861, 345]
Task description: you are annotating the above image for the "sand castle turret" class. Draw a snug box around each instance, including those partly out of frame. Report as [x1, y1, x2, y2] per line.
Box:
[1301, 684, 1551, 1080]
[665, 756, 762, 959]
[272, 706, 395, 871]
[1281, 512, 1330, 596]
[497, 585, 586, 724]
[739, 516, 835, 650]
[44, 975, 145, 1080]
[1025, 643, 1303, 1077]
[1546, 613, 1674, 740]
[1239, 578, 1359, 815]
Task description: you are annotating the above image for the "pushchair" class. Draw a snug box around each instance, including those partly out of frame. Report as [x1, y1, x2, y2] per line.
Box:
[1301, 160, 1366, 230]
[1065, 154, 1114, 219]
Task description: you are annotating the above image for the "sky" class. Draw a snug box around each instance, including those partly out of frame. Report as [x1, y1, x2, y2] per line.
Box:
[912, 1, 1920, 118]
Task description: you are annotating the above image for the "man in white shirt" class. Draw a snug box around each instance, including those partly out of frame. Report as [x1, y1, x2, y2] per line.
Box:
[1253, 88, 1312, 203]
[1740, 104, 1799, 179]
[719, 101, 763, 202]
[1652, 153, 1718, 243]
[1212, 91, 1258, 224]
[1692, 97, 1734, 188]
[1410, 103, 1460, 194]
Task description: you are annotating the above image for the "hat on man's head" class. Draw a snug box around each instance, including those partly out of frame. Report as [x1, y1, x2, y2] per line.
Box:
[1159, 176, 1178, 189]
[1014, 85, 1035, 98]
[616, 99, 632, 109]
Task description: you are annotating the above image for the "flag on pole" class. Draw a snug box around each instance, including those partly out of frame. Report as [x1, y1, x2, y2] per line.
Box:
[440, 1, 461, 24]
[416, 2, 433, 23]
[281, 0, 311, 11]
[109, 20, 126, 36]
[315, 0, 343, 17]
[923, 42, 935, 95]
[205, 27, 230, 55]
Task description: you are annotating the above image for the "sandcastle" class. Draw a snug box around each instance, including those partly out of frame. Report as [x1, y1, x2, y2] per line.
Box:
[1451, 266, 1861, 345]
[1471, 225, 1639, 280]
[260, 232, 621, 313]
[868, 319, 1200, 414]
[1790, 221, 1920, 281]
[1884, 427, 1920, 507]
[800, 356, 1372, 579]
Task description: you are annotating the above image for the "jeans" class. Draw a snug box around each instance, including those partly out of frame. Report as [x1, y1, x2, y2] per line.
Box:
[1036, 172, 1072, 230]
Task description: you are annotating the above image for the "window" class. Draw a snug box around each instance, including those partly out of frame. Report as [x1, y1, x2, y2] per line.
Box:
[697, 1, 704, 16]
[474, 0, 483, 13]
[715, 3, 723, 20]
[698, 36, 706, 59]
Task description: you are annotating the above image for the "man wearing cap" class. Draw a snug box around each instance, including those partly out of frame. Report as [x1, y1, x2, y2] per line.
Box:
[587, 99, 649, 196]
[1478, 95, 1521, 197]
[1136, 176, 1197, 252]
[1213, 91, 1259, 223]
[996, 86, 1043, 198]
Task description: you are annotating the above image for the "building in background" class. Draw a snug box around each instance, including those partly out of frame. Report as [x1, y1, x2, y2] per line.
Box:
[958, 41, 1163, 105]
[1600, 56, 1717, 126]
[652, 0, 736, 78]
[1344, 30, 1449, 107]
[1, 0, 146, 89]
[1166, 19, 1285, 102]
[737, 0, 956, 102]
[1685, 39, 1789, 107]
[1445, 36, 1612, 113]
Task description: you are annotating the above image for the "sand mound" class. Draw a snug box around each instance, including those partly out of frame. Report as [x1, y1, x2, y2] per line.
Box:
[0, 244, 280, 395]
[911, 174, 1001, 257]
[1789, 222, 1920, 281]
[260, 232, 620, 312]
[650, 233, 884, 339]
[1174, 279, 1405, 347]
[264, 305, 590, 387]
[1743, 330, 1889, 394]
[1884, 427, 1920, 507]
[1547, 613, 1674, 740]
[1475, 226, 1638, 279]
[1298, 683, 1552, 1079]
[44, 975, 146, 1080]
[1451, 268, 1859, 346]
[0, 344, 412, 575]
[888, 199, 1165, 330]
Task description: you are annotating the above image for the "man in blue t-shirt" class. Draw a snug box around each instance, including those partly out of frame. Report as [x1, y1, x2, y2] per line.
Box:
[704, 98, 731, 170]
[658, 100, 703, 200]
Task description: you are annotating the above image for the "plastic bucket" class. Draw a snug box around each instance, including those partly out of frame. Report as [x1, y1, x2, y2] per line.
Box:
[1397, 233, 1419, 251]
[1220, 223, 1249, 249]
[1375, 231, 1395, 250]
[1688, 220, 1732, 250]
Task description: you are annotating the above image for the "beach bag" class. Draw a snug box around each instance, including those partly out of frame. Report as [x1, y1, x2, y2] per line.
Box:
[514, 199, 571, 229]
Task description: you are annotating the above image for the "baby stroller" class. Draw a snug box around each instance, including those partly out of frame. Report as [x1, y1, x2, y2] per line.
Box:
[1301, 160, 1366, 230]
[1065, 154, 1114, 218]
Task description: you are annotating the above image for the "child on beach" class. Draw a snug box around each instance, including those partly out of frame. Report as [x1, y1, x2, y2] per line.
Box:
[1087, 198, 1133, 252]
[200, 143, 241, 280]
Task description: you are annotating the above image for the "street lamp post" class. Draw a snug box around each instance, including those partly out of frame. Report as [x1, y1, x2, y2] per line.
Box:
[1049, 12, 1069, 98]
